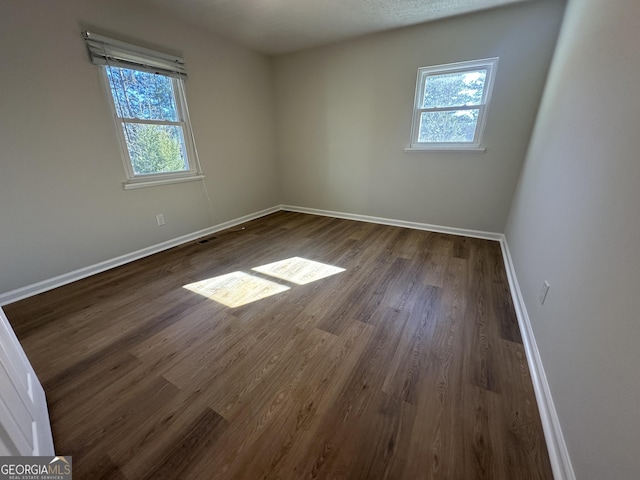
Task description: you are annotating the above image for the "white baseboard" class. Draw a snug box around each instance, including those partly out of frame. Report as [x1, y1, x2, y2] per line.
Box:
[0, 206, 280, 306]
[284, 205, 574, 480]
[499, 237, 575, 480]
[280, 205, 503, 241]
[0, 204, 503, 306]
[0, 203, 573, 480]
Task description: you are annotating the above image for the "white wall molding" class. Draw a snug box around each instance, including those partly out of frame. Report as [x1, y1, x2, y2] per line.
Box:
[0, 202, 572, 479]
[499, 236, 575, 480]
[0, 204, 505, 306]
[0, 206, 280, 306]
[280, 205, 503, 241]
[285, 205, 574, 479]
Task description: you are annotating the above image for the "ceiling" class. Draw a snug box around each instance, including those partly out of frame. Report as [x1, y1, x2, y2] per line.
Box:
[136, 0, 531, 55]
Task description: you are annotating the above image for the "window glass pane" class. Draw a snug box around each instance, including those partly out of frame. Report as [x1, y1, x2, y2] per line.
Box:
[106, 66, 178, 121]
[422, 70, 487, 108]
[123, 123, 188, 175]
[418, 110, 479, 143]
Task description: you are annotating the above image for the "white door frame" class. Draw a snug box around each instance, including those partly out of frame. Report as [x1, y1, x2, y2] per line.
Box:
[0, 307, 54, 456]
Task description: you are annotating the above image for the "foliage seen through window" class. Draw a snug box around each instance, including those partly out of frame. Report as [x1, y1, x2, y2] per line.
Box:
[106, 67, 188, 175]
[409, 58, 498, 149]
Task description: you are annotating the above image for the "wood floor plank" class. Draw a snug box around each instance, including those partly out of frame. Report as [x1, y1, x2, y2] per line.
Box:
[256, 320, 375, 479]
[78, 455, 128, 480]
[4, 211, 552, 479]
[111, 389, 225, 479]
[137, 408, 228, 480]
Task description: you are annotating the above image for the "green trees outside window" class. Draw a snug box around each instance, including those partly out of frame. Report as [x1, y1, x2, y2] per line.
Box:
[106, 66, 188, 175]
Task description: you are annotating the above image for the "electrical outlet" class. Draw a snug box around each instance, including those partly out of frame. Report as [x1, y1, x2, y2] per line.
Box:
[156, 214, 165, 226]
[539, 281, 550, 305]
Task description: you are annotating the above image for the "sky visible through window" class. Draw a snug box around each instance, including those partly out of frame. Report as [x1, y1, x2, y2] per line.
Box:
[420, 69, 487, 143]
[106, 66, 187, 175]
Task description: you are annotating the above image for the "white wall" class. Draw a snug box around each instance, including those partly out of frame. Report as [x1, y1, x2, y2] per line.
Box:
[505, 0, 640, 478]
[0, 0, 277, 294]
[274, 0, 565, 233]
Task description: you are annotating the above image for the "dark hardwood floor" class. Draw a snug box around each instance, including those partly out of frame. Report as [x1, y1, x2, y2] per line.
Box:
[4, 211, 553, 479]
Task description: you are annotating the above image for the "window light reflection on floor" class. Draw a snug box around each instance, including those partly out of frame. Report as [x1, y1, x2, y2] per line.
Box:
[184, 257, 345, 308]
[183, 271, 290, 308]
[252, 257, 345, 285]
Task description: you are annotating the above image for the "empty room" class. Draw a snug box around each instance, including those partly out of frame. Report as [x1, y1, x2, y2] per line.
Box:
[1, 0, 639, 479]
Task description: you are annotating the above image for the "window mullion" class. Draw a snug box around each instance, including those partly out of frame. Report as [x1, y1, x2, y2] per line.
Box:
[418, 105, 482, 114]
[118, 118, 184, 127]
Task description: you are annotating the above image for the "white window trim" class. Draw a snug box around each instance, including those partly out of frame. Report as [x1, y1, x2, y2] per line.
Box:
[99, 68, 203, 189]
[121, 174, 205, 190]
[85, 31, 204, 189]
[406, 57, 498, 153]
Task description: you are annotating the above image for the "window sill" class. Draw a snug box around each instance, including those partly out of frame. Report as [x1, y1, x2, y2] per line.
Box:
[123, 174, 205, 190]
[404, 145, 487, 153]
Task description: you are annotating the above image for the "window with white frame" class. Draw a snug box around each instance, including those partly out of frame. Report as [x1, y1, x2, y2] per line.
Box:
[408, 58, 498, 151]
[83, 32, 202, 189]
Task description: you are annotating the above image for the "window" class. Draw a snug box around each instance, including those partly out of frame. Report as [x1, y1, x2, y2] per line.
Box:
[408, 58, 498, 152]
[83, 32, 202, 189]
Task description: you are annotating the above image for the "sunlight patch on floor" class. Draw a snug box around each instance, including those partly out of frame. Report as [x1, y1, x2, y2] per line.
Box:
[252, 257, 345, 285]
[184, 271, 290, 308]
[184, 258, 345, 308]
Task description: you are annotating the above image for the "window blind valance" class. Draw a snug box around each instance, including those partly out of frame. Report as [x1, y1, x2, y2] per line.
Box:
[83, 31, 187, 79]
